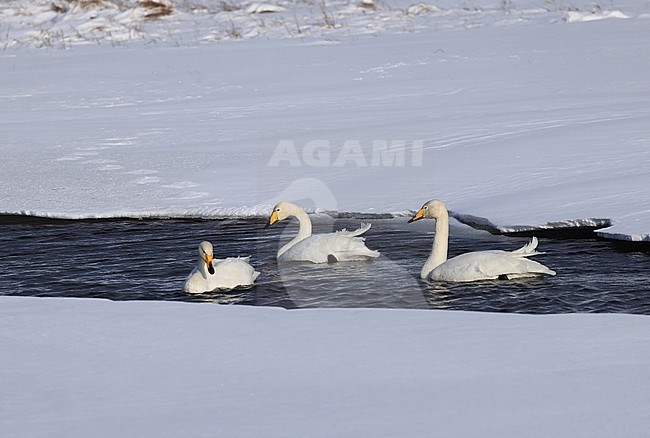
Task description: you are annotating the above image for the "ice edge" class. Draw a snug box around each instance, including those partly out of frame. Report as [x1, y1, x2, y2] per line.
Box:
[450, 211, 612, 236]
[4, 208, 649, 243]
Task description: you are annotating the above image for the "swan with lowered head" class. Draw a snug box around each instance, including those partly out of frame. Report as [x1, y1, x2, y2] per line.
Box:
[408, 199, 556, 282]
[183, 241, 260, 293]
[265, 201, 380, 263]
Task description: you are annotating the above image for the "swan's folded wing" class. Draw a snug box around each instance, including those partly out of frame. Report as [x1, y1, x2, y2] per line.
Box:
[213, 257, 259, 288]
[474, 252, 552, 277]
[430, 251, 554, 281]
[282, 232, 379, 262]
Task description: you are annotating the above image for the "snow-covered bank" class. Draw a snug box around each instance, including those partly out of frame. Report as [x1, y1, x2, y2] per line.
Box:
[1, 0, 644, 49]
[1, 296, 649, 437]
[2, 2, 650, 242]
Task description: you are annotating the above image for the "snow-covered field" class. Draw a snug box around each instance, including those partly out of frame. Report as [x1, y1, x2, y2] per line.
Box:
[2, 0, 650, 240]
[1, 296, 649, 437]
[2, 2, 650, 435]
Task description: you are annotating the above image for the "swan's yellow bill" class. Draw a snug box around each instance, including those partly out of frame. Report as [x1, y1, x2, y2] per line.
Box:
[267, 210, 279, 226]
[203, 253, 215, 275]
[408, 208, 424, 223]
[203, 253, 213, 266]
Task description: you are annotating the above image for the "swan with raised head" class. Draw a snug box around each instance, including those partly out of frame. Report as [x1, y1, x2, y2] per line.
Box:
[408, 199, 556, 282]
[183, 241, 260, 293]
[265, 201, 380, 263]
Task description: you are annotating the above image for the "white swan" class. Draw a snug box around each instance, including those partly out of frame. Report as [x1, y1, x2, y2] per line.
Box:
[265, 201, 380, 263]
[183, 241, 260, 293]
[408, 199, 556, 282]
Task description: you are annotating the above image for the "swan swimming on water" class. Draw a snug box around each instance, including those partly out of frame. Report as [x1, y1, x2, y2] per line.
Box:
[183, 241, 260, 293]
[408, 199, 556, 282]
[264, 201, 380, 263]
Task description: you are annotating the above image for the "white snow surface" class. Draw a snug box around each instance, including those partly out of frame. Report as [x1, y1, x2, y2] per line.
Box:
[1, 296, 649, 437]
[2, 0, 650, 241]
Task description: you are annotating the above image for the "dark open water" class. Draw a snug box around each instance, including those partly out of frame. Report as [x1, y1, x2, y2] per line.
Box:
[1, 217, 649, 314]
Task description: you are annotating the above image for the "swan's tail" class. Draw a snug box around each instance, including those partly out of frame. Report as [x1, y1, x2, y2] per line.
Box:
[336, 222, 372, 238]
[242, 256, 261, 281]
[506, 237, 555, 276]
[510, 237, 543, 258]
[332, 223, 379, 260]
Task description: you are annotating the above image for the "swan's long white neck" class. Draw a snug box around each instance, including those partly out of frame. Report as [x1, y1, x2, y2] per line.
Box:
[278, 208, 313, 257]
[197, 256, 211, 278]
[421, 210, 449, 279]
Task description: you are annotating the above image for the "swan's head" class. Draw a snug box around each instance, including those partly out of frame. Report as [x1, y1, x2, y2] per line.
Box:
[198, 241, 215, 275]
[408, 199, 447, 223]
[265, 201, 301, 228]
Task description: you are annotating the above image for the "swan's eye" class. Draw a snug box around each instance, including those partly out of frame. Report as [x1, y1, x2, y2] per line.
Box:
[276, 208, 281, 212]
[424, 206, 428, 210]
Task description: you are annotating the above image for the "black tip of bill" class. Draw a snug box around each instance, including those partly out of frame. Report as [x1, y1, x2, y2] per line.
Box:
[263, 222, 271, 229]
[208, 263, 215, 275]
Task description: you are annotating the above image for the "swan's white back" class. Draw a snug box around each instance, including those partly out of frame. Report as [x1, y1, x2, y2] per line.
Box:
[183, 242, 260, 293]
[211, 257, 260, 289]
[428, 239, 556, 282]
[279, 229, 380, 263]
